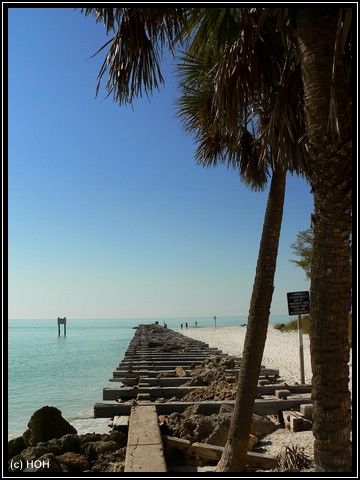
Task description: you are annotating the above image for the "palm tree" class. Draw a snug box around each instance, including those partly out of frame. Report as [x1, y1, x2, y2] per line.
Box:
[81, 7, 352, 472]
[182, 8, 352, 471]
[294, 8, 352, 472]
[175, 38, 305, 473]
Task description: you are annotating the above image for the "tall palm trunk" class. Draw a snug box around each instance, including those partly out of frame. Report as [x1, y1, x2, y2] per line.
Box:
[216, 167, 286, 472]
[296, 8, 352, 472]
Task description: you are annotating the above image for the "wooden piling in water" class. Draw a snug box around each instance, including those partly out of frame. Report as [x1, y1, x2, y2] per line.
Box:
[57, 317, 66, 336]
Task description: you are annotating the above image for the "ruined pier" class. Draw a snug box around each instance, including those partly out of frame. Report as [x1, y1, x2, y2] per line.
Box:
[94, 324, 312, 472]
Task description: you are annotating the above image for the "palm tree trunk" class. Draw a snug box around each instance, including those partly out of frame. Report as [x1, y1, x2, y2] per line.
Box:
[296, 8, 352, 472]
[216, 167, 286, 472]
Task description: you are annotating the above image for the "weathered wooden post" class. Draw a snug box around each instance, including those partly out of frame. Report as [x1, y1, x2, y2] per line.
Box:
[57, 317, 67, 336]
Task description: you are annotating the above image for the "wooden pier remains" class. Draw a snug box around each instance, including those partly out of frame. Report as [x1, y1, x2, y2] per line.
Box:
[94, 324, 312, 472]
[57, 317, 66, 336]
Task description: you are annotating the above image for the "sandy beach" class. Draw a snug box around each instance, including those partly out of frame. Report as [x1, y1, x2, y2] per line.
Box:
[180, 325, 313, 385]
[179, 324, 352, 470]
[180, 324, 352, 390]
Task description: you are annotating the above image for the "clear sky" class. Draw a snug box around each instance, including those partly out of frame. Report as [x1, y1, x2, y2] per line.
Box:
[7, 7, 313, 320]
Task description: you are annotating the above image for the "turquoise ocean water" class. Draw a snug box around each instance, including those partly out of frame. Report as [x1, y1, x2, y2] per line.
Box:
[7, 316, 289, 440]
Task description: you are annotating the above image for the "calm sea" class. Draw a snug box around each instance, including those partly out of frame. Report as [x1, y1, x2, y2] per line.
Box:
[7, 316, 289, 440]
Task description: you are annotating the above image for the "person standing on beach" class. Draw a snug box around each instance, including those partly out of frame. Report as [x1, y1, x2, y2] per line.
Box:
[181, 323, 183, 329]
[185, 322, 188, 329]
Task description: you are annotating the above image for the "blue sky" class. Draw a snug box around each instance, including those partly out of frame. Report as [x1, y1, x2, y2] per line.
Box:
[8, 8, 313, 320]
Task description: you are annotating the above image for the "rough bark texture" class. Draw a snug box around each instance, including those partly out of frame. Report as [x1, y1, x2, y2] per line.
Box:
[296, 8, 352, 472]
[216, 167, 286, 471]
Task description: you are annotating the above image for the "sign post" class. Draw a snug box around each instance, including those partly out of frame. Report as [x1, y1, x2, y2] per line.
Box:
[287, 291, 310, 384]
[297, 314, 305, 384]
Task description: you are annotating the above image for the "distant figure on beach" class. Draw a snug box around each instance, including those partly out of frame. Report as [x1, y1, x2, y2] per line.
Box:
[185, 322, 188, 329]
[195, 321, 198, 328]
[181, 323, 183, 329]
[164, 322, 167, 328]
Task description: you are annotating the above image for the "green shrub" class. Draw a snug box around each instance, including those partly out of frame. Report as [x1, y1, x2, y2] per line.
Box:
[273, 316, 310, 334]
[274, 314, 352, 345]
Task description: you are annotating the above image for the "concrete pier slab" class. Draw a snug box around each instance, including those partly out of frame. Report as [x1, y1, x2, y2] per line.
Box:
[124, 405, 167, 472]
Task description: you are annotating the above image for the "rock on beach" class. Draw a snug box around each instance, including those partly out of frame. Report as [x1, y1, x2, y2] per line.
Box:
[8, 406, 127, 473]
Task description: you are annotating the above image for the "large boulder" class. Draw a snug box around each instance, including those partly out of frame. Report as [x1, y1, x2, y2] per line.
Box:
[8, 407, 127, 473]
[23, 406, 77, 446]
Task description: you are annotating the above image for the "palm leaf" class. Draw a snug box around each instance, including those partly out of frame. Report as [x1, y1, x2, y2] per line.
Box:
[176, 49, 268, 190]
[187, 9, 309, 175]
[81, 8, 186, 104]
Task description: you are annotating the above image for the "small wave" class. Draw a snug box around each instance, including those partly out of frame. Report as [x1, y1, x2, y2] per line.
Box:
[70, 417, 112, 435]
[8, 418, 112, 442]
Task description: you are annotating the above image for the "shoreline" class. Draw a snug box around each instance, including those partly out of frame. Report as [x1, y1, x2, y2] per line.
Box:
[9, 323, 352, 472]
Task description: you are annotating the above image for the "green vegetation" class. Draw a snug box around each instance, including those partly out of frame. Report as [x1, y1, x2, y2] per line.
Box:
[290, 229, 314, 280]
[274, 314, 352, 346]
[274, 316, 311, 334]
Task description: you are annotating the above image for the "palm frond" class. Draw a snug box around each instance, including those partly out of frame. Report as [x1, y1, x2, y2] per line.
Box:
[81, 8, 186, 104]
[188, 9, 309, 175]
[175, 49, 268, 190]
[82, 8, 118, 34]
[183, 8, 244, 62]
[259, 61, 309, 176]
[212, 10, 285, 135]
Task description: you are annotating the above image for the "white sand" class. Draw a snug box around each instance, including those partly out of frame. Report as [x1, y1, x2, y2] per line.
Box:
[179, 325, 352, 468]
[180, 325, 313, 384]
[178, 325, 316, 467]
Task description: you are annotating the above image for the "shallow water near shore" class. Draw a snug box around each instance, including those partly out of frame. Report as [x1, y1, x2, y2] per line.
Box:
[7, 315, 291, 440]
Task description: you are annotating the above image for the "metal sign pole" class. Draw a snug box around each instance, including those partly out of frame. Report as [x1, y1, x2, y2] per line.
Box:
[287, 291, 309, 385]
[297, 314, 305, 384]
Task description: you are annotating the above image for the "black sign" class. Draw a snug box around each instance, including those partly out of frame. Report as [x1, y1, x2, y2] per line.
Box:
[287, 291, 310, 316]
